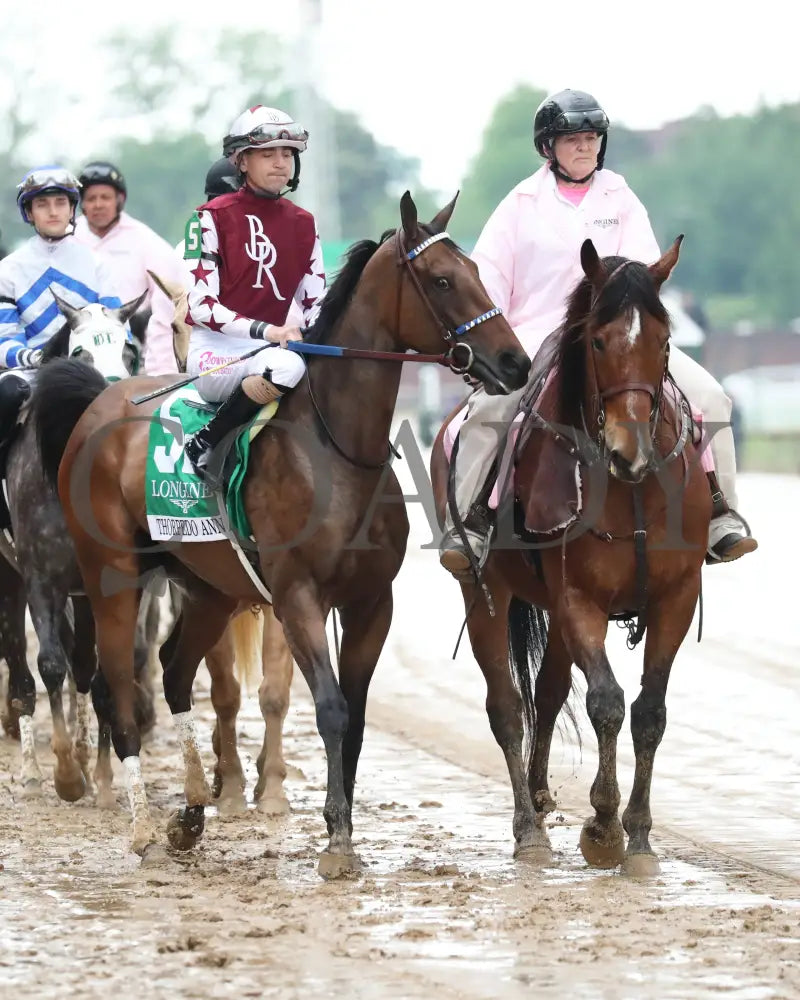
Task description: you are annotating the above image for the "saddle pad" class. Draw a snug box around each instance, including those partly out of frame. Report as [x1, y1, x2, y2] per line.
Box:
[145, 386, 275, 543]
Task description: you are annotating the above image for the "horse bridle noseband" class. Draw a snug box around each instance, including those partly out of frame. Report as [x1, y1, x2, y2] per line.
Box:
[396, 229, 502, 375]
[587, 260, 669, 457]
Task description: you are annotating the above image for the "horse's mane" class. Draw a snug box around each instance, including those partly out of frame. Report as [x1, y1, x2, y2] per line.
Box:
[304, 229, 395, 345]
[555, 256, 670, 427]
[39, 323, 69, 363]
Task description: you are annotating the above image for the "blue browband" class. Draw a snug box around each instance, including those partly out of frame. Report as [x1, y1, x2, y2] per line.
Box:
[405, 231, 504, 338]
[454, 307, 502, 337]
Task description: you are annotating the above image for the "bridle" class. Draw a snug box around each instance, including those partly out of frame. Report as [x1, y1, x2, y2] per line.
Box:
[585, 260, 670, 467]
[306, 228, 508, 470]
[395, 229, 502, 377]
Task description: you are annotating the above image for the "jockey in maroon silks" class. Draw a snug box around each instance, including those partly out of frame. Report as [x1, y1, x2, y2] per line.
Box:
[183, 105, 326, 490]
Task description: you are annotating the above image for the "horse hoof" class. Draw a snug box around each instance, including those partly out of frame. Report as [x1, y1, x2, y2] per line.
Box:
[256, 794, 291, 817]
[19, 778, 43, 800]
[95, 786, 117, 810]
[514, 843, 553, 866]
[318, 851, 362, 879]
[166, 807, 205, 852]
[622, 852, 661, 878]
[54, 769, 87, 803]
[1, 713, 20, 740]
[216, 792, 248, 818]
[140, 843, 170, 868]
[579, 818, 625, 869]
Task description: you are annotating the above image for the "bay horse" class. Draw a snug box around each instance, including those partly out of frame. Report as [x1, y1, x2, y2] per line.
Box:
[431, 238, 711, 876]
[32, 192, 530, 874]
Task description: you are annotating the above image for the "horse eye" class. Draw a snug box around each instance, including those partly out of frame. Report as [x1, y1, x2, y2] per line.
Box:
[434, 276, 450, 290]
[591, 337, 604, 351]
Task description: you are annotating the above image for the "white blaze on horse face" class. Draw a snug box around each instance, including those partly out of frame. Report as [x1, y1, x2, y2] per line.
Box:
[69, 304, 130, 380]
[626, 308, 642, 347]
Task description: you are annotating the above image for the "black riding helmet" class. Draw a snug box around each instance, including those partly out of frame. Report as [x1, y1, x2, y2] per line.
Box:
[533, 90, 610, 184]
[78, 161, 127, 198]
[204, 157, 241, 200]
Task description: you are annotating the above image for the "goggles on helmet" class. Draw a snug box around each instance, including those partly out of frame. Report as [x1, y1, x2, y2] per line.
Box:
[234, 122, 308, 150]
[17, 169, 81, 200]
[552, 108, 609, 133]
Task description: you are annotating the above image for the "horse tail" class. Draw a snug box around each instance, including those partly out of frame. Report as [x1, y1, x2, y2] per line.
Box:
[31, 358, 107, 487]
[230, 608, 264, 695]
[506, 597, 581, 767]
[507, 597, 549, 764]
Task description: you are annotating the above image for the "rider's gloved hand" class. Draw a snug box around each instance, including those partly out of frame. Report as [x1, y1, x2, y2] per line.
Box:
[18, 348, 43, 368]
[266, 325, 303, 349]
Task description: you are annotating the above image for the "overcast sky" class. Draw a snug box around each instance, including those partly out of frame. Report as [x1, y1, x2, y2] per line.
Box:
[4, 0, 797, 194]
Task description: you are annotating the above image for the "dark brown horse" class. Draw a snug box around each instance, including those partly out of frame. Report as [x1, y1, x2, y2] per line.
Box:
[431, 238, 711, 875]
[32, 193, 529, 874]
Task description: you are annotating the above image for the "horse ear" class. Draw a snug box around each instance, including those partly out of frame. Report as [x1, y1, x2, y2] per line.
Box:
[400, 190, 419, 242]
[427, 192, 459, 235]
[580, 239, 606, 287]
[649, 235, 684, 288]
[110, 290, 149, 326]
[50, 288, 82, 329]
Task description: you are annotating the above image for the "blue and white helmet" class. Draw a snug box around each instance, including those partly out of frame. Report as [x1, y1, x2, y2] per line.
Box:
[17, 166, 81, 224]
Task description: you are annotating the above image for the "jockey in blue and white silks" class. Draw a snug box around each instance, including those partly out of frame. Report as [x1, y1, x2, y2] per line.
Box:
[0, 167, 124, 525]
[0, 167, 121, 374]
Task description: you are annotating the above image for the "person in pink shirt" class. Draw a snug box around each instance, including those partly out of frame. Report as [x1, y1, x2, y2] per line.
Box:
[73, 161, 187, 375]
[439, 88, 757, 575]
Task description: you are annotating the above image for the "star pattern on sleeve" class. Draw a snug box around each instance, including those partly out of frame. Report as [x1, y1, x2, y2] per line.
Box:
[190, 260, 213, 284]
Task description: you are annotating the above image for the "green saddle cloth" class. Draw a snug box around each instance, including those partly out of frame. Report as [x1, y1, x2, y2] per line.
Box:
[145, 386, 274, 543]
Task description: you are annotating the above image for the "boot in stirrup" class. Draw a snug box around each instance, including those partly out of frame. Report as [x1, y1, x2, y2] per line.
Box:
[439, 504, 495, 579]
[185, 377, 280, 493]
[705, 471, 758, 564]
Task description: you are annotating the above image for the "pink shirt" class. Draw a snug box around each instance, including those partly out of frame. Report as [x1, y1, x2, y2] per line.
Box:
[74, 212, 187, 374]
[471, 165, 661, 359]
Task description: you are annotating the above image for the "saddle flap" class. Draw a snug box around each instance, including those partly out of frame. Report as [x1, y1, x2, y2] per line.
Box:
[514, 378, 582, 536]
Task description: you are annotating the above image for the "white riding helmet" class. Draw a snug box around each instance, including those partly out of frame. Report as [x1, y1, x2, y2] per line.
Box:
[222, 105, 309, 160]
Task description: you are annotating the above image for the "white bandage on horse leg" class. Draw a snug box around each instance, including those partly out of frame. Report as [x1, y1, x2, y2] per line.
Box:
[173, 710, 212, 806]
[242, 375, 282, 405]
[19, 715, 43, 785]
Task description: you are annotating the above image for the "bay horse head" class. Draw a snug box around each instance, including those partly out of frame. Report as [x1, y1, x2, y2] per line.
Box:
[368, 192, 530, 393]
[558, 237, 683, 482]
[50, 289, 148, 380]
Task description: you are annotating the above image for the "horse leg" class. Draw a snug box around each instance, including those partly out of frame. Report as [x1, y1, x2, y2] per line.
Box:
[204, 626, 247, 816]
[621, 581, 699, 877]
[70, 596, 97, 789]
[90, 670, 117, 809]
[467, 583, 550, 860]
[528, 623, 573, 824]
[0, 569, 36, 748]
[560, 596, 626, 868]
[161, 585, 238, 851]
[254, 605, 294, 815]
[276, 583, 353, 878]
[27, 583, 86, 802]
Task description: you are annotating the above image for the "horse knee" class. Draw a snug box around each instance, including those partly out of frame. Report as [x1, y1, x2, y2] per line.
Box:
[259, 674, 290, 719]
[586, 678, 625, 738]
[316, 692, 348, 742]
[630, 691, 667, 750]
[486, 697, 523, 750]
[37, 652, 67, 696]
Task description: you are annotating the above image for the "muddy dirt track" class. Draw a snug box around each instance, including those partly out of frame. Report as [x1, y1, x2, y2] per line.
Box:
[0, 472, 798, 999]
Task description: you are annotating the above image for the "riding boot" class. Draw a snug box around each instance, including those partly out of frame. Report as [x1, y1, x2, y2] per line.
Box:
[439, 501, 495, 577]
[184, 375, 282, 493]
[705, 471, 758, 563]
[0, 376, 31, 530]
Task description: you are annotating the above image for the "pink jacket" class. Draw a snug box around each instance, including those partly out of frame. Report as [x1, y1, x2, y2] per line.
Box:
[471, 166, 661, 359]
[74, 212, 187, 374]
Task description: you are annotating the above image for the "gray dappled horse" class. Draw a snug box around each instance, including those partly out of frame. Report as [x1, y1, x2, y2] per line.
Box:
[1, 291, 146, 803]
